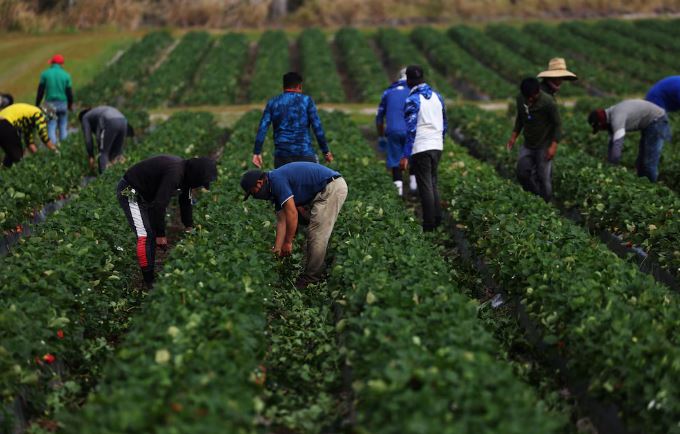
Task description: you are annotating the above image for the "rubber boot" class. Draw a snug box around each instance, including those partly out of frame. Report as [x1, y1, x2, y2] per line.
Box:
[409, 175, 417, 194]
[393, 180, 403, 197]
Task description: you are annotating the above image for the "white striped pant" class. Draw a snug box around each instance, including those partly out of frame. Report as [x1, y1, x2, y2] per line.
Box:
[116, 178, 155, 284]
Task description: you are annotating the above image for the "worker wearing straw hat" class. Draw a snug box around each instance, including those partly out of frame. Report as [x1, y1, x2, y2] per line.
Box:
[537, 57, 577, 99]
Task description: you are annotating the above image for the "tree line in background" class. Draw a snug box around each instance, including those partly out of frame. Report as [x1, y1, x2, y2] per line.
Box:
[0, 0, 679, 30]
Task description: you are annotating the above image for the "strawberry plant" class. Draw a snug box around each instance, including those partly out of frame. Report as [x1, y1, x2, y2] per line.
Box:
[0, 112, 220, 430]
[435, 133, 680, 434]
[375, 28, 456, 99]
[334, 27, 387, 103]
[298, 28, 345, 103]
[249, 30, 290, 102]
[78, 31, 174, 107]
[321, 111, 564, 433]
[179, 33, 249, 105]
[129, 31, 213, 108]
[449, 105, 680, 275]
[447, 26, 536, 87]
[483, 24, 585, 97]
[522, 23, 647, 94]
[411, 26, 512, 100]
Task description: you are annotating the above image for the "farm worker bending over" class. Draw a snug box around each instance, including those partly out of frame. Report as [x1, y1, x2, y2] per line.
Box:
[507, 78, 561, 203]
[0, 103, 57, 168]
[240, 162, 348, 289]
[117, 155, 217, 288]
[252, 72, 333, 169]
[588, 100, 671, 182]
[646, 76, 680, 113]
[376, 67, 416, 196]
[399, 65, 447, 232]
[36, 54, 73, 143]
[537, 57, 578, 99]
[80, 106, 134, 174]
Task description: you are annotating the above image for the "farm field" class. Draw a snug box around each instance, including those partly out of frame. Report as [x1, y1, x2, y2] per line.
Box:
[2, 16, 680, 434]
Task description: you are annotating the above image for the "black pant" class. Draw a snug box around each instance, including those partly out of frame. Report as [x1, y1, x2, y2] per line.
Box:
[0, 119, 22, 168]
[516, 146, 552, 202]
[98, 118, 128, 173]
[274, 154, 318, 169]
[116, 179, 156, 285]
[411, 150, 442, 231]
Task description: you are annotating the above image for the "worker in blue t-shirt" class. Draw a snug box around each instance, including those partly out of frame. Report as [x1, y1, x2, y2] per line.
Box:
[646, 76, 680, 113]
[252, 72, 333, 169]
[241, 162, 348, 289]
[376, 68, 416, 196]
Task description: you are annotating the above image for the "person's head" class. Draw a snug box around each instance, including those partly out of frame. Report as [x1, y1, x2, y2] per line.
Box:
[50, 54, 65, 65]
[397, 67, 407, 82]
[520, 77, 541, 105]
[587, 109, 608, 134]
[544, 77, 563, 92]
[406, 65, 425, 89]
[283, 72, 303, 91]
[78, 108, 92, 123]
[0, 93, 13, 109]
[241, 169, 270, 201]
[185, 157, 218, 190]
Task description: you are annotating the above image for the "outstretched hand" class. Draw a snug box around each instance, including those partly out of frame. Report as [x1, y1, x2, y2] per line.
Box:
[324, 152, 334, 164]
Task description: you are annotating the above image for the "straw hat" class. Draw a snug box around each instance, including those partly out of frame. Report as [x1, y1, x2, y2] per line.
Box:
[537, 58, 577, 81]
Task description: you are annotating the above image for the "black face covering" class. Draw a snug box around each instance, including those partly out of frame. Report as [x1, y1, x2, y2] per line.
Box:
[252, 178, 271, 200]
[185, 157, 217, 190]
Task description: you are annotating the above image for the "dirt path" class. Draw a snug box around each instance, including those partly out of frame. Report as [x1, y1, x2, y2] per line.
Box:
[330, 36, 359, 103]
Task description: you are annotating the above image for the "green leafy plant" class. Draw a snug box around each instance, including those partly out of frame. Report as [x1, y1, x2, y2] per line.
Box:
[249, 30, 290, 102]
[334, 27, 387, 103]
[298, 28, 345, 103]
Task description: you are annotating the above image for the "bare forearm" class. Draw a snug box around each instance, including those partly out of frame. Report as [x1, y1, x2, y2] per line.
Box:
[274, 215, 287, 249]
[284, 209, 297, 244]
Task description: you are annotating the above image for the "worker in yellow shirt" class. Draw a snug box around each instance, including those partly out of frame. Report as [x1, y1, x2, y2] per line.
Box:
[0, 103, 57, 167]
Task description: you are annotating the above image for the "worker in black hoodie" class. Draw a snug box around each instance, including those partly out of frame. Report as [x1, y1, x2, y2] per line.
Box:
[116, 155, 218, 288]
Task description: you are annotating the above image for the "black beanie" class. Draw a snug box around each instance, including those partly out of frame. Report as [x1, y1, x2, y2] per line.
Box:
[185, 157, 217, 190]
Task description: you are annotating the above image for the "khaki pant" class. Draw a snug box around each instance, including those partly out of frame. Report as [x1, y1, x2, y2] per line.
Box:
[303, 177, 348, 282]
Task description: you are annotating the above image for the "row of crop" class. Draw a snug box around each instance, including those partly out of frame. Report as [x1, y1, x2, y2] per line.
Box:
[449, 105, 680, 275]
[522, 23, 647, 95]
[57, 111, 272, 433]
[0, 112, 220, 431]
[410, 26, 512, 100]
[564, 21, 677, 79]
[78, 31, 173, 107]
[375, 28, 456, 99]
[334, 27, 387, 103]
[298, 28, 345, 103]
[249, 31, 291, 102]
[322, 111, 564, 432]
[483, 24, 586, 97]
[128, 31, 213, 108]
[0, 110, 149, 234]
[447, 26, 536, 88]
[598, 20, 680, 67]
[435, 134, 680, 433]
[179, 33, 249, 105]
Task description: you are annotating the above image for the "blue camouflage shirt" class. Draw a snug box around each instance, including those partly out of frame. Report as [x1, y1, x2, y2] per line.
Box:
[254, 91, 329, 157]
[404, 83, 447, 157]
[376, 80, 410, 135]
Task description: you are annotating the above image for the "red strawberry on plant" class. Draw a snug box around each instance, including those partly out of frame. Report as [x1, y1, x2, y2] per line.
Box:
[56, 329, 64, 339]
[42, 353, 56, 364]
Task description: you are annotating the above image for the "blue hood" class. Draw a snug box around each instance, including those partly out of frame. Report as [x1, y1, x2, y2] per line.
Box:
[410, 83, 433, 99]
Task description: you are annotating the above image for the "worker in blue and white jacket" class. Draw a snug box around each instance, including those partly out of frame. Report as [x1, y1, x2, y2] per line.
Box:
[400, 65, 447, 231]
[376, 68, 416, 196]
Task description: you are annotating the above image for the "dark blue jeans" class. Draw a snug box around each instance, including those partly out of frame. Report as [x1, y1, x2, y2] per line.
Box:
[637, 115, 672, 182]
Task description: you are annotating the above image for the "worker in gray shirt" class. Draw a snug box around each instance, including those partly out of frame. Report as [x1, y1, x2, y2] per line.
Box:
[79, 106, 133, 174]
[588, 99, 671, 182]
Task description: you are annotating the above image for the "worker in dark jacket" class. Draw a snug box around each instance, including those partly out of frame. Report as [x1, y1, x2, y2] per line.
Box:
[36, 54, 73, 143]
[80, 106, 133, 173]
[506, 78, 561, 202]
[117, 155, 217, 287]
[252, 72, 333, 169]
